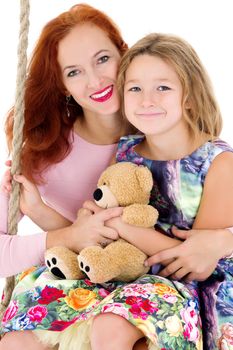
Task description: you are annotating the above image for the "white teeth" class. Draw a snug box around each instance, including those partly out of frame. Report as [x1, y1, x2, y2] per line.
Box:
[91, 86, 112, 99]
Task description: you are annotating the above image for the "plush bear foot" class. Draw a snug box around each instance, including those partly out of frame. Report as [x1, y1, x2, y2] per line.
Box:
[45, 246, 84, 280]
[46, 256, 66, 279]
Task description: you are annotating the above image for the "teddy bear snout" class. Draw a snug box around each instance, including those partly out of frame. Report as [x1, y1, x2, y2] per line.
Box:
[93, 188, 103, 201]
[93, 186, 119, 208]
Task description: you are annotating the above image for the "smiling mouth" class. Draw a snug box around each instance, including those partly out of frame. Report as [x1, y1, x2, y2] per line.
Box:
[136, 112, 165, 118]
[90, 85, 113, 102]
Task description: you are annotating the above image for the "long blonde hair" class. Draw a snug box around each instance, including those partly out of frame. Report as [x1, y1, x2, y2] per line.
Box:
[118, 33, 222, 140]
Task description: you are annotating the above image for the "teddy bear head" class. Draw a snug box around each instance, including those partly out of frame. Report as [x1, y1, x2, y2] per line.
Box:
[93, 162, 153, 209]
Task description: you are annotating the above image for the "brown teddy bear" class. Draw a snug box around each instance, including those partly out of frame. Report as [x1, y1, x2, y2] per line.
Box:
[45, 162, 158, 283]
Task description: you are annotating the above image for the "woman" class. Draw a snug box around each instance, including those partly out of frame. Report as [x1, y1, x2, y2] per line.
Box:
[0, 3, 133, 349]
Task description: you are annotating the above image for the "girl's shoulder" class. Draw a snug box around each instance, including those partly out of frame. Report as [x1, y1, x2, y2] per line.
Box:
[116, 134, 144, 162]
[212, 138, 233, 152]
[117, 134, 144, 151]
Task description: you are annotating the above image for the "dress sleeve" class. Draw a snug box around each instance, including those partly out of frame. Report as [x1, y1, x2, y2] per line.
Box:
[0, 190, 47, 277]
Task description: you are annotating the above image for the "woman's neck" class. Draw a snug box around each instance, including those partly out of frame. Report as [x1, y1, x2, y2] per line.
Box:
[73, 111, 132, 145]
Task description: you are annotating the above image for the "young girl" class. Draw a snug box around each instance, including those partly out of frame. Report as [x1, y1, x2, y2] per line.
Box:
[113, 32, 233, 350]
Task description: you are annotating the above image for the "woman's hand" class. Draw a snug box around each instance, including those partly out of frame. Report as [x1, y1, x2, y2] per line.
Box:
[69, 204, 123, 251]
[0, 160, 43, 216]
[145, 227, 230, 282]
[0, 160, 13, 193]
[13, 174, 44, 216]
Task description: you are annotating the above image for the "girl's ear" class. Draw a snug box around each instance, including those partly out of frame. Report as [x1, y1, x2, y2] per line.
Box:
[184, 99, 191, 110]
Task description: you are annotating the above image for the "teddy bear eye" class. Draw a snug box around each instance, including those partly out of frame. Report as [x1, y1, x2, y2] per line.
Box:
[103, 182, 106, 185]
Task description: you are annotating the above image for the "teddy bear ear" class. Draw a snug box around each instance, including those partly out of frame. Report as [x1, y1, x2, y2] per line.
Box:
[135, 166, 153, 193]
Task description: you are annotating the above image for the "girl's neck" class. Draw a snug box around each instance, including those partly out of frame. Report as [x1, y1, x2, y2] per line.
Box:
[73, 111, 132, 145]
[137, 128, 208, 161]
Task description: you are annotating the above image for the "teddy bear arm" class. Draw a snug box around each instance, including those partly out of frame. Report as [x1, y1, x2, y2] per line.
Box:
[122, 204, 158, 227]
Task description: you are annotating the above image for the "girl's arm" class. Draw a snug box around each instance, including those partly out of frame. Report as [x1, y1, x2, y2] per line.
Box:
[83, 200, 181, 257]
[146, 152, 233, 281]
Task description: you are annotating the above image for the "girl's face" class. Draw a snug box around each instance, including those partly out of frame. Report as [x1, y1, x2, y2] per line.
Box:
[58, 23, 121, 116]
[124, 54, 186, 138]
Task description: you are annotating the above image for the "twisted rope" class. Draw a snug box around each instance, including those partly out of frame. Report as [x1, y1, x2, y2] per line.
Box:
[0, 0, 30, 319]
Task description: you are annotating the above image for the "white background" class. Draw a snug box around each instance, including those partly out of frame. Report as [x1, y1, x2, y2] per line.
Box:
[0, 0, 233, 292]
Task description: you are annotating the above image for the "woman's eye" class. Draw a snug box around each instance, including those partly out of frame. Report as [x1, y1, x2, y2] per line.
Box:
[158, 85, 171, 91]
[97, 55, 109, 64]
[67, 69, 80, 78]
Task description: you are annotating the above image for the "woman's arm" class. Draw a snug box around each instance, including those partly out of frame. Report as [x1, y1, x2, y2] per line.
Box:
[0, 188, 47, 277]
[12, 174, 72, 230]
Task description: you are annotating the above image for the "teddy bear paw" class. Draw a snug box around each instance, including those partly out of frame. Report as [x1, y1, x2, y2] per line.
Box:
[78, 256, 91, 277]
[46, 256, 66, 279]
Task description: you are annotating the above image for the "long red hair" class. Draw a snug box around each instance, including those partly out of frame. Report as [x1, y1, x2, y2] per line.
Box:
[5, 3, 128, 183]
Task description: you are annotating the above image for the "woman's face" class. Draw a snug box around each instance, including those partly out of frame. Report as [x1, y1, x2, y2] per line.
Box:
[58, 23, 121, 116]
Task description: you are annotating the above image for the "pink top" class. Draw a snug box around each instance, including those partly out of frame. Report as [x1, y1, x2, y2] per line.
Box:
[0, 132, 117, 277]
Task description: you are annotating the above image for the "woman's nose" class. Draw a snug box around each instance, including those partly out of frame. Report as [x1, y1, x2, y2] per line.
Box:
[87, 70, 103, 89]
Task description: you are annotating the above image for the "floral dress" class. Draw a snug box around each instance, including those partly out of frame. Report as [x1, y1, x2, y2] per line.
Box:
[1, 135, 232, 350]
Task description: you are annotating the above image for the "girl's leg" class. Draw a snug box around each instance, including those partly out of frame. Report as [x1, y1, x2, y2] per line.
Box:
[91, 313, 144, 350]
[0, 331, 58, 350]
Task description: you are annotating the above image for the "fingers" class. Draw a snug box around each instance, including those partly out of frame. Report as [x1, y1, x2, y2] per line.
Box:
[13, 174, 35, 192]
[158, 259, 183, 278]
[5, 159, 12, 167]
[145, 246, 179, 267]
[1, 169, 12, 193]
[99, 238, 113, 248]
[77, 208, 92, 218]
[101, 226, 119, 241]
[82, 200, 101, 214]
[171, 226, 191, 240]
[97, 207, 123, 222]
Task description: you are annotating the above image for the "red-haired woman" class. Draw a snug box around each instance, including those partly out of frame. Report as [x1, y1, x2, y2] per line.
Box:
[0, 4, 141, 349]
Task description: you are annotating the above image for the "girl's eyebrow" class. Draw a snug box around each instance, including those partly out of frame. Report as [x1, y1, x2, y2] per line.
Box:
[125, 78, 171, 84]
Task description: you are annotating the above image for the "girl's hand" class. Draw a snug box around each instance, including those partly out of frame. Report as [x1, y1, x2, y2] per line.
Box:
[13, 174, 44, 216]
[0, 160, 13, 193]
[145, 227, 227, 282]
[70, 205, 123, 251]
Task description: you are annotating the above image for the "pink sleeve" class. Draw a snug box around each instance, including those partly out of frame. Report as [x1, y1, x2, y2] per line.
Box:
[0, 190, 47, 277]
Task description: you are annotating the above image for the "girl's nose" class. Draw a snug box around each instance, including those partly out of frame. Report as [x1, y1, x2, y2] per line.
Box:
[141, 92, 156, 108]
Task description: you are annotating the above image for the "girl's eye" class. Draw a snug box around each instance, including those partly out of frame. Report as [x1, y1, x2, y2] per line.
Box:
[97, 55, 109, 64]
[158, 85, 171, 91]
[128, 86, 141, 92]
[67, 69, 81, 78]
